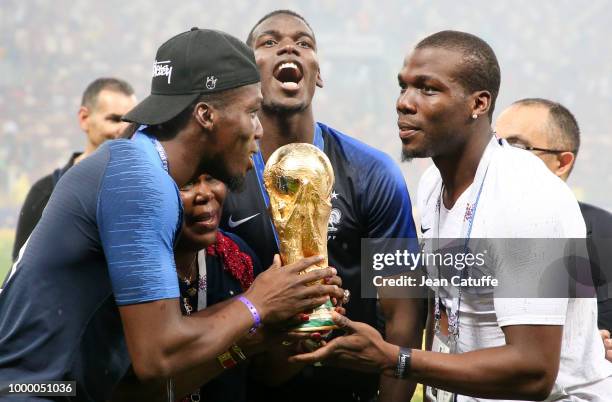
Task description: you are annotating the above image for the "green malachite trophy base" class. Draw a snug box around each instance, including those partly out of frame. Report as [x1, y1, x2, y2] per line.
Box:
[293, 299, 338, 332]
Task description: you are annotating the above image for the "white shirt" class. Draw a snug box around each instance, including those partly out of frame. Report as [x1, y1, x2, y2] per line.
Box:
[417, 138, 612, 401]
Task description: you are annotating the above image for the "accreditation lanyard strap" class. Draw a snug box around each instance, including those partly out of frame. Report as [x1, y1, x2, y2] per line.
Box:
[133, 130, 169, 173]
[432, 136, 500, 341]
[252, 124, 324, 250]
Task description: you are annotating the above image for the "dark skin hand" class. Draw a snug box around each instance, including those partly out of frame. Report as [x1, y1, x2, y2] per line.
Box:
[248, 270, 346, 388]
[119, 255, 345, 381]
[112, 267, 344, 401]
[113, 323, 316, 402]
[251, 305, 347, 387]
[111, 310, 315, 402]
[290, 313, 563, 401]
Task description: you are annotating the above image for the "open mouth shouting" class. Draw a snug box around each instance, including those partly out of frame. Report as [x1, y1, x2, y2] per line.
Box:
[273, 60, 303, 92]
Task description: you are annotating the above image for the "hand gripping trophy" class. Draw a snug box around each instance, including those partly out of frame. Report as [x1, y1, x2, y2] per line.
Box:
[264, 143, 337, 331]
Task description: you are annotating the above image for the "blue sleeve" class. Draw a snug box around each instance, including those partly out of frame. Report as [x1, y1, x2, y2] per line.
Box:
[362, 155, 417, 240]
[97, 144, 181, 305]
[362, 156, 419, 278]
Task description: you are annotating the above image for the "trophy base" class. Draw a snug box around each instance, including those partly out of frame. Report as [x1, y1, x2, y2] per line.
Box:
[293, 299, 338, 332]
[293, 325, 337, 332]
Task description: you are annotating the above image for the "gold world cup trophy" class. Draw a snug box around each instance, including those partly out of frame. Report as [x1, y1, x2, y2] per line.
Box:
[264, 143, 337, 332]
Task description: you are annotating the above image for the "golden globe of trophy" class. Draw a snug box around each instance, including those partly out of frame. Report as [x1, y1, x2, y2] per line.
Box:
[264, 143, 337, 332]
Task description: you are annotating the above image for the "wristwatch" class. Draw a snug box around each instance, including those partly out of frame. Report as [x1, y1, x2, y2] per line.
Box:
[395, 347, 412, 379]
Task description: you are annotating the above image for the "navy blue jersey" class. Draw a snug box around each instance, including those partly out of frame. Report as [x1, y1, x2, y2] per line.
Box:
[0, 131, 182, 401]
[223, 122, 417, 324]
[221, 122, 417, 401]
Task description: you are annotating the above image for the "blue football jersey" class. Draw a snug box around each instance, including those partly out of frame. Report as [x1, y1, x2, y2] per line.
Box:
[0, 131, 182, 401]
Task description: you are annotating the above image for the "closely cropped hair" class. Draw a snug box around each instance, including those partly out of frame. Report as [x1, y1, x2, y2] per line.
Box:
[81, 77, 134, 109]
[416, 30, 501, 119]
[246, 9, 314, 47]
[513, 98, 581, 155]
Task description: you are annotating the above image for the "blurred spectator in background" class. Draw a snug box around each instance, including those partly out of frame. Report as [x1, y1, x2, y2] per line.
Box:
[11, 77, 136, 261]
[2, 1, 612, 235]
[496, 98, 612, 358]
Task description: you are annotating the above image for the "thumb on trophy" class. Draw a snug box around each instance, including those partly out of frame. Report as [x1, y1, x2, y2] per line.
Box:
[331, 311, 355, 333]
[284, 255, 325, 274]
[271, 254, 282, 269]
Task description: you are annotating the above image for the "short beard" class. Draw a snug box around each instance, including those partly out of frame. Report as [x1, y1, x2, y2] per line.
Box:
[197, 155, 246, 192]
[401, 142, 438, 162]
[401, 150, 413, 163]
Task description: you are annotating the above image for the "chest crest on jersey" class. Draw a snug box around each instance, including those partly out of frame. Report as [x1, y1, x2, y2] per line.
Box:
[328, 190, 342, 240]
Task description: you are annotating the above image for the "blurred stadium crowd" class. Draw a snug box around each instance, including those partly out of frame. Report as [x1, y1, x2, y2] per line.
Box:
[1, 0, 612, 232]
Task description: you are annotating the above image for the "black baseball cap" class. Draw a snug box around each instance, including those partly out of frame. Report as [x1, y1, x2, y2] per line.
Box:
[123, 27, 260, 125]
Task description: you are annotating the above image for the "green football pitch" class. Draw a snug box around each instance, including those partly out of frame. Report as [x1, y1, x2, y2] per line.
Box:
[0, 229, 13, 282]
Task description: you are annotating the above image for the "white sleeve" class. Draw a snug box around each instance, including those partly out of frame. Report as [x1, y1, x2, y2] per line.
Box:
[493, 169, 581, 328]
[495, 297, 567, 327]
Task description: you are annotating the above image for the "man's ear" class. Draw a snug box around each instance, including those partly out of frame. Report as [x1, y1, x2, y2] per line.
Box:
[194, 102, 215, 132]
[78, 106, 90, 132]
[471, 90, 492, 119]
[316, 67, 324, 89]
[556, 151, 576, 180]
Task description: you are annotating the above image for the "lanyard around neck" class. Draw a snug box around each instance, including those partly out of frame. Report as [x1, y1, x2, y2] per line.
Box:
[133, 130, 169, 173]
[152, 139, 169, 173]
[433, 135, 500, 340]
[252, 124, 324, 250]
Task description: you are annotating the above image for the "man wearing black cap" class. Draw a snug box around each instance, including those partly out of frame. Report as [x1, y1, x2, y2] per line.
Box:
[0, 28, 343, 402]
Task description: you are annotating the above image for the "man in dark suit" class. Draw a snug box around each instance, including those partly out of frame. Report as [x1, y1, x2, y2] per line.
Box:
[12, 77, 137, 261]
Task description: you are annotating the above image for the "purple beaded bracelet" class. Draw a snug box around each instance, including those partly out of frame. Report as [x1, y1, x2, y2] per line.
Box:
[238, 296, 261, 334]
